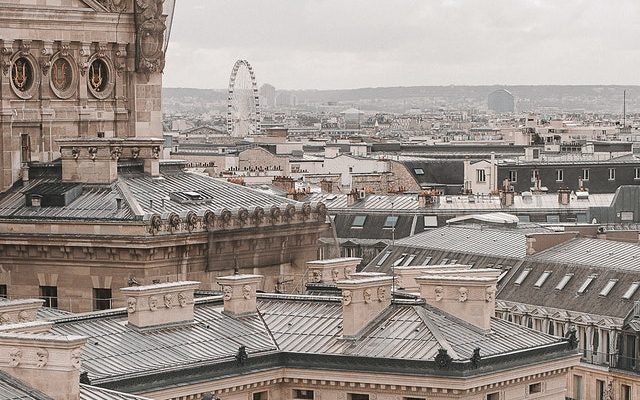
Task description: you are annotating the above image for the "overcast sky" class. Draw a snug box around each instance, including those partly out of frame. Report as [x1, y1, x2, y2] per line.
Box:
[164, 0, 640, 90]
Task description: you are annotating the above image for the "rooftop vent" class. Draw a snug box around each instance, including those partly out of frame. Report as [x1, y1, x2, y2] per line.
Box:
[576, 191, 589, 200]
[169, 190, 212, 204]
[25, 183, 83, 207]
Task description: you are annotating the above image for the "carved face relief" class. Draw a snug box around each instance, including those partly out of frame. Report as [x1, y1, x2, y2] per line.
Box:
[458, 287, 468, 303]
[149, 296, 158, 311]
[485, 287, 496, 303]
[71, 349, 82, 370]
[36, 348, 49, 368]
[18, 310, 30, 322]
[331, 268, 339, 281]
[223, 286, 233, 301]
[9, 348, 22, 367]
[377, 286, 387, 302]
[342, 290, 352, 306]
[364, 288, 373, 304]
[344, 267, 354, 279]
[127, 297, 137, 314]
[311, 270, 321, 283]
[434, 286, 444, 302]
[163, 293, 173, 308]
[178, 292, 188, 307]
[0, 313, 9, 324]
[242, 285, 252, 300]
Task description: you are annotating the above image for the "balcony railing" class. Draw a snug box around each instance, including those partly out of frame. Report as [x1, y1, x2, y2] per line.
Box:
[580, 349, 640, 374]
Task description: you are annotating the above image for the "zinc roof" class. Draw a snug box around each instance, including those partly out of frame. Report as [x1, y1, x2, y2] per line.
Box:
[531, 237, 640, 271]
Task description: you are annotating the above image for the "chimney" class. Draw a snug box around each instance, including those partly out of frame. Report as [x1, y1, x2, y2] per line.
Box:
[272, 176, 295, 192]
[500, 178, 514, 207]
[415, 269, 501, 332]
[336, 273, 393, 337]
[57, 138, 120, 184]
[0, 299, 44, 326]
[346, 189, 358, 206]
[0, 332, 86, 400]
[120, 281, 200, 329]
[306, 257, 362, 284]
[558, 187, 571, 205]
[217, 274, 263, 316]
[320, 179, 333, 193]
[395, 265, 471, 292]
[526, 232, 579, 255]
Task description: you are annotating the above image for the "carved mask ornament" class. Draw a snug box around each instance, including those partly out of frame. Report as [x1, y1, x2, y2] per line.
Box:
[342, 290, 352, 306]
[223, 286, 233, 301]
[434, 286, 444, 302]
[458, 287, 468, 303]
[242, 285, 252, 300]
[127, 297, 137, 314]
[36, 348, 49, 368]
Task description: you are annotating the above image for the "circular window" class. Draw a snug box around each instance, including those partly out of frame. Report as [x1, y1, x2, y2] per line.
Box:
[10, 56, 37, 99]
[50, 56, 77, 99]
[87, 58, 113, 99]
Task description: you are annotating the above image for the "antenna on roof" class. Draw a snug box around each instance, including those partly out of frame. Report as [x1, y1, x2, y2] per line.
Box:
[391, 200, 396, 304]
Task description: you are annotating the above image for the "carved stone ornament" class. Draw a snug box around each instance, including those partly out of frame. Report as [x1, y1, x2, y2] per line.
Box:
[363, 288, 373, 304]
[269, 205, 281, 222]
[435, 348, 452, 369]
[135, 0, 167, 76]
[36, 348, 49, 368]
[242, 284, 252, 300]
[148, 214, 162, 234]
[98, 0, 128, 12]
[470, 347, 481, 368]
[127, 297, 137, 313]
[163, 293, 173, 308]
[251, 206, 264, 225]
[342, 290, 352, 306]
[223, 286, 232, 301]
[149, 295, 158, 311]
[203, 211, 216, 229]
[434, 286, 444, 302]
[9, 348, 22, 367]
[178, 292, 188, 307]
[377, 286, 387, 302]
[310, 270, 321, 283]
[485, 286, 496, 303]
[71, 349, 82, 370]
[458, 287, 468, 302]
[186, 211, 198, 231]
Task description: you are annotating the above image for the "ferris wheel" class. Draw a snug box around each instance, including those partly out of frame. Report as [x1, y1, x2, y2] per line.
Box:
[227, 59, 261, 137]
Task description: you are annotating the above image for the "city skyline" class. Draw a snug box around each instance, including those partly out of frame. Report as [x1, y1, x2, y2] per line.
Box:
[165, 0, 640, 90]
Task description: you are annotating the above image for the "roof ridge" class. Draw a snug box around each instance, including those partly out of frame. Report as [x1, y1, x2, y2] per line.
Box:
[413, 306, 459, 359]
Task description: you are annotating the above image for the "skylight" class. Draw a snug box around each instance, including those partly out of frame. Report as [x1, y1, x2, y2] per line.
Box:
[414, 168, 424, 175]
[402, 254, 416, 266]
[383, 215, 399, 228]
[514, 268, 532, 285]
[599, 279, 618, 297]
[376, 250, 392, 266]
[534, 271, 552, 288]
[392, 254, 408, 267]
[497, 268, 511, 283]
[623, 282, 640, 299]
[577, 274, 597, 294]
[352, 215, 366, 227]
[555, 274, 573, 290]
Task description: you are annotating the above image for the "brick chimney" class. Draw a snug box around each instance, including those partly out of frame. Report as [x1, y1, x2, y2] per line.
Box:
[0, 332, 86, 400]
[120, 281, 200, 329]
[320, 179, 333, 193]
[306, 257, 362, 284]
[415, 269, 501, 332]
[0, 299, 44, 326]
[272, 176, 295, 192]
[336, 273, 393, 337]
[558, 187, 571, 205]
[217, 274, 263, 316]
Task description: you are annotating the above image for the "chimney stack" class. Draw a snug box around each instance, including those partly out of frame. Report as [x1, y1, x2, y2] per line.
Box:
[217, 274, 263, 316]
[395, 265, 472, 292]
[0, 332, 86, 400]
[306, 257, 361, 284]
[336, 273, 393, 337]
[120, 281, 200, 329]
[0, 299, 44, 326]
[415, 269, 501, 332]
[558, 187, 571, 205]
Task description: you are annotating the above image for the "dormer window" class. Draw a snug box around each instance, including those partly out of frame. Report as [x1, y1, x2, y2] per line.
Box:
[534, 271, 552, 288]
[577, 275, 597, 294]
[556, 273, 573, 290]
[514, 268, 532, 285]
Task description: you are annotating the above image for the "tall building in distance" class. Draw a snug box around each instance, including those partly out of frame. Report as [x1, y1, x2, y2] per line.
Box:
[259, 83, 276, 108]
[487, 88, 515, 113]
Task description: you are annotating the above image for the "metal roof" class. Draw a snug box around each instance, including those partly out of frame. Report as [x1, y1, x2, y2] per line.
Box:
[531, 237, 640, 271]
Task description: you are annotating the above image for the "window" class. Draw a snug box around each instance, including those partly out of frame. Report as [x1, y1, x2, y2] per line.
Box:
[422, 256, 432, 265]
[529, 382, 542, 394]
[424, 215, 438, 228]
[508, 170, 517, 182]
[596, 380, 605, 400]
[486, 393, 499, 400]
[253, 391, 269, 400]
[93, 288, 112, 311]
[414, 168, 424, 175]
[609, 168, 616, 181]
[573, 375, 583, 400]
[402, 254, 416, 266]
[556, 273, 573, 290]
[497, 268, 511, 283]
[441, 258, 449, 265]
[531, 169, 539, 182]
[546, 215, 560, 223]
[351, 215, 366, 228]
[293, 389, 314, 399]
[514, 268, 531, 285]
[383, 215, 399, 228]
[517, 215, 530, 223]
[599, 279, 618, 297]
[348, 394, 369, 400]
[623, 282, 640, 299]
[348, 167, 353, 173]
[577, 274, 597, 294]
[376, 251, 392, 266]
[477, 169, 486, 183]
[582, 168, 590, 181]
[635, 167, 640, 180]
[20, 134, 31, 163]
[620, 211, 634, 221]
[39, 286, 58, 308]
[534, 271, 552, 288]
[622, 384, 631, 400]
[392, 254, 408, 267]
[0, 284, 6, 298]
[555, 169, 563, 182]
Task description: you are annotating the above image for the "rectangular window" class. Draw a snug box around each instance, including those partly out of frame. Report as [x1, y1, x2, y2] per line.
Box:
[253, 391, 269, 400]
[477, 169, 486, 183]
[93, 288, 112, 311]
[0, 284, 6, 298]
[546, 214, 560, 223]
[622, 384, 631, 400]
[349, 394, 370, 400]
[556, 273, 573, 290]
[620, 211, 634, 221]
[573, 375, 583, 400]
[623, 282, 640, 299]
[555, 169, 563, 182]
[392, 254, 407, 267]
[531, 169, 539, 182]
[384, 215, 399, 228]
[376, 251, 392, 266]
[351, 215, 366, 228]
[596, 380, 605, 400]
[39, 286, 58, 308]
[424, 215, 438, 228]
[497, 268, 511, 283]
[508, 170, 517, 182]
[514, 268, 531, 285]
[402, 254, 417, 266]
[599, 279, 618, 297]
[293, 389, 314, 400]
[422, 256, 432, 265]
[582, 168, 590, 181]
[441, 258, 449, 265]
[414, 168, 424, 175]
[534, 271, 552, 288]
[609, 168, 616, 181]
[635, 167, 640, 180]
[517, 215, 530, 223]
[486, 393, 500, 400]
[20, 134, 31, 163]
[529, 382, 542, 394]
[578, 274, 597, 294]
